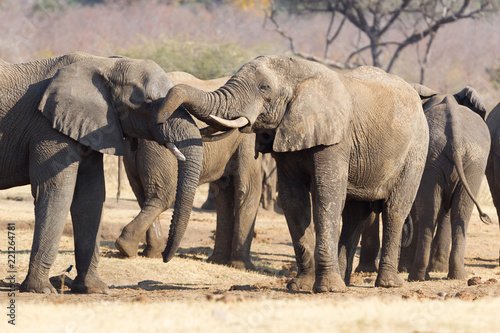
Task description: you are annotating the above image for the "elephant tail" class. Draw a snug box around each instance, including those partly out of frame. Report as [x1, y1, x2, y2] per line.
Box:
[447, 97, 492, 225]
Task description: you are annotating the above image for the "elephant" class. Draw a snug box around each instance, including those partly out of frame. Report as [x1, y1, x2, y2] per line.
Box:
[115, 72, 263, 270]
[485, 101, 500, 263]
[200, 152, 277, 211]
[156, 55, 429, 292]
[355, 84, 491, 282]
[0, 53, 203, 293]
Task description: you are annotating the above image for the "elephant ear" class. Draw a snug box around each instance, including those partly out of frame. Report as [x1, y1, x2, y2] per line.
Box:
[273, 76, 351, 152]
[39, 58, 128, 155]
[454, 86, 487, 120]
[410, 83, 438, 101]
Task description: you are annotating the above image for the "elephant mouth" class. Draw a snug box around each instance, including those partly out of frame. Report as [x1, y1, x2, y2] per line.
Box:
[199, 127, 238, 142]
[154, 123, 186, 161]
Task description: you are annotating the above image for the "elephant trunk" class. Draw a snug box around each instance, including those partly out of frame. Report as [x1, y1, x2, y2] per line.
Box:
[158, 107, 204, 262]
[157, 81, 252, 132]
[157, 84, 227, 127]
[162, 142, 203, 262]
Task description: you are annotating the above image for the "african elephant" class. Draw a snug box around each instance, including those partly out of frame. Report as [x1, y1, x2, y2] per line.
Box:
[0, 53, 202, 293]
[485, 101, 500, 263]
[156, 55, 429, 292]
[115, 72, 262, 270]
[355, 85, 491, 281]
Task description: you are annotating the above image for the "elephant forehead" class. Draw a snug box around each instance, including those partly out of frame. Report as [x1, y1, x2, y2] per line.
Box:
[114, 59, 171, 98]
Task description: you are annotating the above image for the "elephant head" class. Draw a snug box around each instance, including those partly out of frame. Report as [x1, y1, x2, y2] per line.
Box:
[38, 55, 203, 261]
[156, 55, 360, 262]
[157, 55, 352, 152]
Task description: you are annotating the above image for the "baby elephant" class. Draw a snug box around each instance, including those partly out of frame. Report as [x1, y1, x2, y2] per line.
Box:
[115, 72, 263, 270]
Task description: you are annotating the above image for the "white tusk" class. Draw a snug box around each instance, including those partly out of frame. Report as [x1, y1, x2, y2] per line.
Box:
[166, 142, 186, 161]
[209, 115, 249, 128]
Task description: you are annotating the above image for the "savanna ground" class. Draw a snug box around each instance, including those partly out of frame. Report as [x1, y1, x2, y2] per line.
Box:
[1, 157, 500, 332]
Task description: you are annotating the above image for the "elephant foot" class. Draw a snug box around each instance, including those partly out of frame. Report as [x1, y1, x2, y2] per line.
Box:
[407, 268, 430, 282]
[375, 269, 404, 288]
[115, 235, 139, 257]
[20, 274, 57, 294]
[139, 244, 164, 258]
[355, 261, 378, 273]
[428, 259, 449, 273]
[228, 259, 256, 271]
[287, 271, 315, 291]
[397, 261, 412, 273]
[447, 266, 468, 280]
[71, 272, 109, 294]
[207, 253, 229, 266]
[313, 272, 347, 293]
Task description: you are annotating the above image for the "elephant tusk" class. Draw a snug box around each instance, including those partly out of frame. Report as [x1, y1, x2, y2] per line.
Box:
[209, 115, 249, 128]
[202, 128, 237, 142]
[166, 142, 186, 161]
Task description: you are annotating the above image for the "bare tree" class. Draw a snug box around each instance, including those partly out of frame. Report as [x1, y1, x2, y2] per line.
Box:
[264, 0, 499, 76]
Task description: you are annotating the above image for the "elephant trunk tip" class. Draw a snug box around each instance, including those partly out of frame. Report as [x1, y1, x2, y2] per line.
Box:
[162, 250, 175, 263]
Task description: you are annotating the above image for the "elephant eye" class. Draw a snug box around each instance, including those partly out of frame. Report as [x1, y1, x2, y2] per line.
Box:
[259, 83, 270, 92]
[129, 86, 147, 105]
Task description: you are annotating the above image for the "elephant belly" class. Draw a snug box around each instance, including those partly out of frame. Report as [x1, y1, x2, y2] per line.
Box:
[345, 153, 407, 201]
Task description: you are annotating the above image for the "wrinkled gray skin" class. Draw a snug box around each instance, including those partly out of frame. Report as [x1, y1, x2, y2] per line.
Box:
[0, 53, 202, 293]
[356, 85, 490, 282]
[156, 55, 429, 292]
[485, 102, 500, 264]
[115, 72, 262, 270]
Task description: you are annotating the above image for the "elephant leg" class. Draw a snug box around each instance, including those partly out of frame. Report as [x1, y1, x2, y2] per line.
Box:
[115, 200, 166, 257]
[355, 208, 380, 273]
[486, 154, 500, 224]
[340, 201, 375, 284]
[398, 208, 418, 273]
[448, 165, 484, 280]
[408, 184, 444, 282]
[228, 148, 262, 270]
[485, 154, 500, 264]
[376, 157, 425, 288]
[275, 158, 315, 291]
[140, 218, 165, 258]
[20, 142, 80, 293]
[201, 185, 216, 211]
[70, 151, 108, 294]
[310, 145, 349, 293]
[207, 178, 235, 266]
[117, 146, 173, 258]
[428, 211, 451, 273]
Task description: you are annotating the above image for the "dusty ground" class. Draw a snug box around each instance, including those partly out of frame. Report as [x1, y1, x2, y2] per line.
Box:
[1, 174, 500, 332]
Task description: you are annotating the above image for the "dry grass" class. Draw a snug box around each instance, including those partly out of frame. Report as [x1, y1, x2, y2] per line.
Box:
[6, 297, 500, 333]
[1, 179, 500, 332]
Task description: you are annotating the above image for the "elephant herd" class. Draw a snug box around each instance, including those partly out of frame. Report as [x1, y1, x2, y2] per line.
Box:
[1, 52, 499, 294]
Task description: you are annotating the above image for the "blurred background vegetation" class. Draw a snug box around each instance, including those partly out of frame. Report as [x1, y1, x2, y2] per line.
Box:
[1, 0, 499, 200]
[1, 0, 499, 108]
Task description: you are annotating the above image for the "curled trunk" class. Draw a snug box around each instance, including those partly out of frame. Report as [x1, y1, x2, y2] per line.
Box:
[156, 84, 228, 128]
